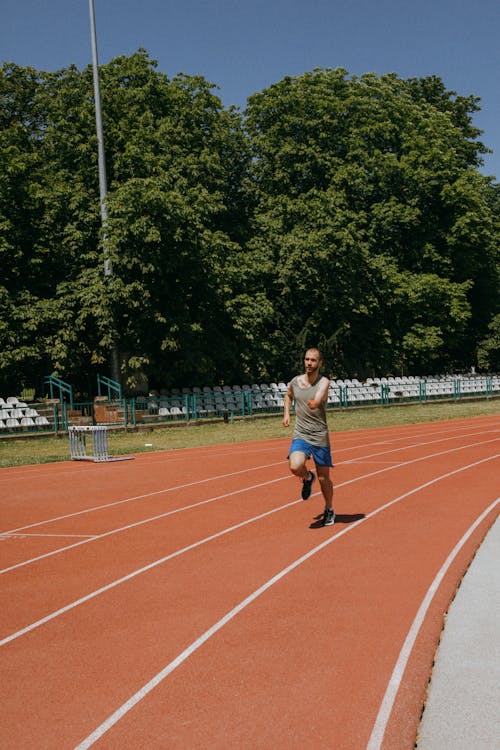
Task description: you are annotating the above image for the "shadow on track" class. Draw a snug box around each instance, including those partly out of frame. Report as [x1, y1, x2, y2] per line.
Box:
[309, 513, 366, 529]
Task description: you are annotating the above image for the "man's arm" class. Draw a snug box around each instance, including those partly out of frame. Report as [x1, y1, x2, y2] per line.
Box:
[282, 384, 294, 427]
[306, 376, 329, 410]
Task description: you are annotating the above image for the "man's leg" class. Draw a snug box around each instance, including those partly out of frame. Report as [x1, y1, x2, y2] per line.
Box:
[288, 450, 309, 480]
[316, 465, 334, 510]
[289, 451, 315, 499]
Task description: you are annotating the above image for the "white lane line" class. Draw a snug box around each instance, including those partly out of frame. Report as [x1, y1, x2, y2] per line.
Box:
[0, 533, 97, 539]
[1, 435, 497, 578]
[1, 460, 286, 535]
[3, 425, 497, 537]
[3, 449, 498, 648]
[365, 497, 500, 750]
[343, 460, 404, 465]
[0, 475, 292, 576]
[0, 497, 300, 648]
[3, 424, 497, 540]
[337, 427, 499, 465]
[334, 422, 500, 454]
[1, 436, 498, 577]
[0, 417, 495, 489]
[72, 456, 500, 750]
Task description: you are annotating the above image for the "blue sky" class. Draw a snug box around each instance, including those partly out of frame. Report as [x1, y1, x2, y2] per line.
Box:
[2, 0, 499, 179]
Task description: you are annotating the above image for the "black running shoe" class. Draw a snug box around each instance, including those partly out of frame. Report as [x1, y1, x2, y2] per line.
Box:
[301, 471, 315, 500]
[322, 508, 335, 526]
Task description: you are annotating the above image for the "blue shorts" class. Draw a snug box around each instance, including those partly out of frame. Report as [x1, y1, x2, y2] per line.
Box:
[288, 438, 333, 468]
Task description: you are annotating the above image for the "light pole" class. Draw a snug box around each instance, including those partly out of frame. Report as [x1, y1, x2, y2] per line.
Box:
[88, 0, 121, 384]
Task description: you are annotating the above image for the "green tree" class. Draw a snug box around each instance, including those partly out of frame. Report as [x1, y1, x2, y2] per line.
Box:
[100, 53, 250, 388]
[244, 69, 498, 377]
[0, 52, 251, 394]
[0, 61, 111, 394]
[0, 60, 497, 395]
[477, 314, 500, 371]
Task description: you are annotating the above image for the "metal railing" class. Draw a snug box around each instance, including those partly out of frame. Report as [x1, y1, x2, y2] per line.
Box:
[43, 375, 74, 409]
[97, 374, 122, 401]
[0, 376, 498, 437]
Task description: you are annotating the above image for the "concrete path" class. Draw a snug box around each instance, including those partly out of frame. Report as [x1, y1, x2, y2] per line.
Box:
[416, 514, 500, 749]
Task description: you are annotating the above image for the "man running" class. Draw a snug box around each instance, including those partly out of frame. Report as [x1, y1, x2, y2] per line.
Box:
[282, 347, 335, 526]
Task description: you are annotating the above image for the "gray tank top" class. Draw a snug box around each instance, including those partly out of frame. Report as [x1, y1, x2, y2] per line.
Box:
[290, 375, 330, 447]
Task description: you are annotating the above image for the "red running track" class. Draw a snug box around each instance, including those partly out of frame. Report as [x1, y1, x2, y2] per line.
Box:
[0, 415, 498, 749]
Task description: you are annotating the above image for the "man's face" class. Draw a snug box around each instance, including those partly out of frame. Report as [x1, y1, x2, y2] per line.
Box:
[304, 350, 322, 375]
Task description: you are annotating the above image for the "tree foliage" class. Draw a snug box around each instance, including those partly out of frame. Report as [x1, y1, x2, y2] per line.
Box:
[243, 69, 498, 378]
[0, 52, 250, 392]
[0, 56, 498, 395]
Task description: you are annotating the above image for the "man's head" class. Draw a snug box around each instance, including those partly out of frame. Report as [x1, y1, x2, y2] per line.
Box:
[304, 348, 323, 375]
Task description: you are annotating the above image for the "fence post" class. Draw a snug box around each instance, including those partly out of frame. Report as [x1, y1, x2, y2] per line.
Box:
[61, 401, 68, 431]
[53, 402, 59, 432]
[244, 391, 253, 415]
[453, 378, 461, 399]
[337, 385, 349, 407]
[419, 380, 426, 401]
[126, 399, 135, 427]
[380, 383, 389, 405]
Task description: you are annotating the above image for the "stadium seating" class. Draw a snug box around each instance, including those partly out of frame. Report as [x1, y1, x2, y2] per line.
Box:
[0, 397, 48, 432]
[2, 372, 498, 434]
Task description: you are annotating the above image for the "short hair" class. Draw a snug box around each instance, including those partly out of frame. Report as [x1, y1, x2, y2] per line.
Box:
[305, 347, 323, 361]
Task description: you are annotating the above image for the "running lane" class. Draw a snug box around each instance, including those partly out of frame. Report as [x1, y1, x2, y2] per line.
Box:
[0, 417, 498, 749]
